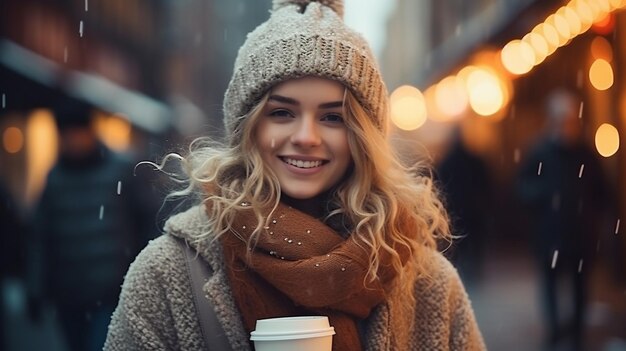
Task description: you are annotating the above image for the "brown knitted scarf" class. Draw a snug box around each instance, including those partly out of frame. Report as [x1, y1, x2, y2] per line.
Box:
[218, 202, 404, 351]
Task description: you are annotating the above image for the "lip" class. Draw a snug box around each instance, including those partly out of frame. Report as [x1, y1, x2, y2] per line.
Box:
[278, 155, 327, 175]
[279, 155, 327, 162]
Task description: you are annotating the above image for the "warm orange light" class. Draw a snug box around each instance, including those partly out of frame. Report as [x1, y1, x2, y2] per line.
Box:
[590, 36, 613, 61]
[523, 32, 549, 64]
[589, 58, 614, 90]
[609, 0, 626, 9]
[390, 85, 427, 130]
[551, 13, 571, 44]
[530, 24, 556, 57]
[573, 0, 594, 32]
[561, 6, 582, 35]
[25, 109, 58, 206]
[93, 112, 132, 152]
[501, 40, 535, 75]
[592, 12, 615, 35]
[434, 76, 468, 119]
[596, 0, 612, 13]
[390, 85, 420, 103]
[3, 126, 24, 154]
[595, 123, 619, 157]
[586, 0, 604, 19]
[539, 22, 560, 52]
[424, 85, 446, 123]
[465, 67, 504, 117]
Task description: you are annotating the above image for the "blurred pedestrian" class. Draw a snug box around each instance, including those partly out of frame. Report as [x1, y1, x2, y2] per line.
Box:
[27, 97, 158, 351]
[517, 88, 610, 350]
[436, 127, 492, 288]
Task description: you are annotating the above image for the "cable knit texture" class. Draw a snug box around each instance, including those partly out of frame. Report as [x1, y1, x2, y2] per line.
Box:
[104, 205, 486, 350]
[223, 0, 389, 141]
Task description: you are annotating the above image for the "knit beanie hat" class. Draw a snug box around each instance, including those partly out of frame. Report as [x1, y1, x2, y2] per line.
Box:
[223, 0, 389, 140]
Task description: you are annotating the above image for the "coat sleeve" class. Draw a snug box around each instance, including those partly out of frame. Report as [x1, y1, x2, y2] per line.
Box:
[104, 236, 190, 351]
[446, 264, 487, 351]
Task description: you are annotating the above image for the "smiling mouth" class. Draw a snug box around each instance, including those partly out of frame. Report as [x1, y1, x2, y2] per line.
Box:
[280, 157, 326, 169]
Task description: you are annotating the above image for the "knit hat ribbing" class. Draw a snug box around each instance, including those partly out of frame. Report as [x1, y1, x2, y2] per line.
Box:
[223, 0, 388, 139]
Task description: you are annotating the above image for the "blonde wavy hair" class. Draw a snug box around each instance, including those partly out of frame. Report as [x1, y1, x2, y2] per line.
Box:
[168, 88, 451, 291]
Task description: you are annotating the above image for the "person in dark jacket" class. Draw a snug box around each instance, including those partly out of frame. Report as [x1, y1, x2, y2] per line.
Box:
[436, 128, 491, 288]
[517, 88, 611, 350]
[28, 98, 158, 351]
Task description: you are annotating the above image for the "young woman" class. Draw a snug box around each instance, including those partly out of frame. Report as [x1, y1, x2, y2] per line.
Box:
[105, 1, 485, 350]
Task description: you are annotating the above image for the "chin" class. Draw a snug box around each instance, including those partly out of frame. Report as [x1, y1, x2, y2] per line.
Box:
[283, 192, 318, 200]
[282, 188, 324, 200]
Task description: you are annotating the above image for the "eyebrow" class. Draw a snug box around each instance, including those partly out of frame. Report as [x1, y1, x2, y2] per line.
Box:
[268, 95, 343, 109]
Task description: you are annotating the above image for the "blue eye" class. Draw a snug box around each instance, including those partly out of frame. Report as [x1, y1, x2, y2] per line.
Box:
[321, 113, 344, 123]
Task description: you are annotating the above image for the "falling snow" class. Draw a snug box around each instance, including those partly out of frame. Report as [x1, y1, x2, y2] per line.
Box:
[79, 21, 84, 37]
[616, 219, 621, 234]
[85, 0, 88, 12]
[537, 162, 543, 175]
[64, 46, 68, 63]
[1, 93, 5, 109]
[578, 259, 583, 273]
[578, 102, 584, 119]
[551, 250, 559, 269]
[578, 164, 585, 178]
[99, 205, 104, 220]
[117, 181, 122, 195]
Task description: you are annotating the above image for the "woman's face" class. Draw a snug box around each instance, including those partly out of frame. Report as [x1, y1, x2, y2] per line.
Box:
[254, 77, 352, 200]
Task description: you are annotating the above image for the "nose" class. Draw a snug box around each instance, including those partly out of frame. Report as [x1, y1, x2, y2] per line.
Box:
[290, 116, 321, 147]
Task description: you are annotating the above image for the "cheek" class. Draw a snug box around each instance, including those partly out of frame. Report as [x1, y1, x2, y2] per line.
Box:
[334, 133, 352, 166]
[254, 122, 273, 151]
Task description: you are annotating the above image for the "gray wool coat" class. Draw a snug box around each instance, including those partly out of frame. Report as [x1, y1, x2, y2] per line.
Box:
[104, 206, 486, 350]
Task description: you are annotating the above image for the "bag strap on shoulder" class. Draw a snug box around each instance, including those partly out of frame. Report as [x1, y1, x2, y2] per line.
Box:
[176, 236, 233, 351]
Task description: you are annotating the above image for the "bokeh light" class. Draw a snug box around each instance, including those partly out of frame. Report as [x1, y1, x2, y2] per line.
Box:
[464, 67, 505, 117]
[574, 0, 594, 32]
[589, 58, 614, 90]
[592, 12, 615, 35]
[539, 22, 560, 50]
[590, 36, 613, 61]
[523, 32, 549, 65]
[434, 75, 468, 119]
[561, 6, 582, 36]
[25, 109, 58, 206]
[390, 85, 427, 130]
[551, 12, 572, 43]
[595, 123, 620, 157]
[93, 112, 132, 151]
[3, 126, 24, 154]
[501, 39, 535, 75]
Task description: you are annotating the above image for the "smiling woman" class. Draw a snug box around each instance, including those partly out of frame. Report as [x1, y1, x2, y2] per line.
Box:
[104, 0, 486, 350]
[255, 77, 351, 201]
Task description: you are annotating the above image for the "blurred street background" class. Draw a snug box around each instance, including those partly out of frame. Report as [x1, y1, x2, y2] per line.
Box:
[1, 0, 626, 350]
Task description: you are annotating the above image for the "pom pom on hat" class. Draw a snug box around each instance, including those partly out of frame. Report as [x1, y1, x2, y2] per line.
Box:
[272, 0, 344, 18]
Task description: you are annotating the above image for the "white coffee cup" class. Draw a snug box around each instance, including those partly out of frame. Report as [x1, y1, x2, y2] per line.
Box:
[250, 316, 335, 351]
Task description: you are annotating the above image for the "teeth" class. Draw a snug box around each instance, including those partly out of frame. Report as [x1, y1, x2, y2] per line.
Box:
[284, 158, 323, 168]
